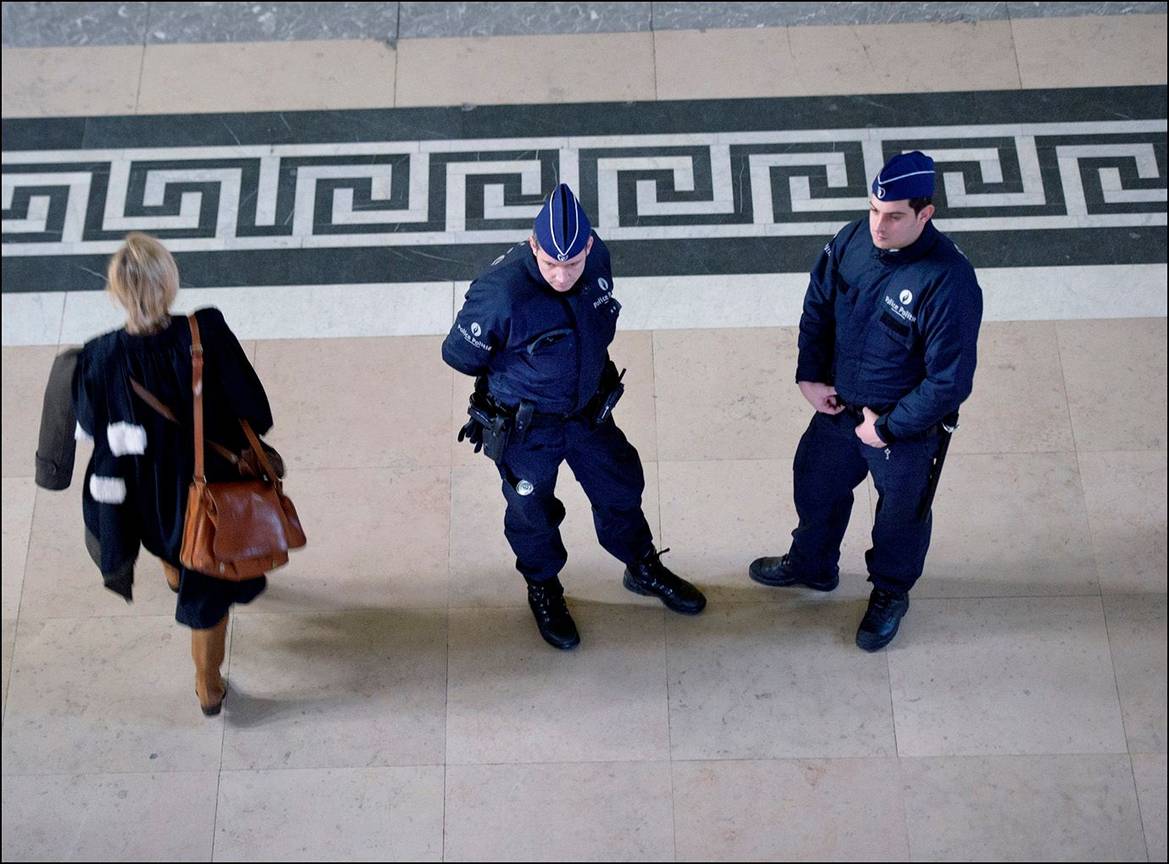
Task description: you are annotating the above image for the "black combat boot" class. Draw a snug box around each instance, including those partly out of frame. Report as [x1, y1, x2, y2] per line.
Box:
[855, 587, 910, 652]
[748, 554, 839, 591]
[623, 548, 706, 615]
[526, 577, 581, 650]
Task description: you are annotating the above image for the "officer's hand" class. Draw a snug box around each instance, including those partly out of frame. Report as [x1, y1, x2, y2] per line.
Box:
[798, 381, 844, 414]
[458, 417, 484, 453]
[855, 407, 887, 448]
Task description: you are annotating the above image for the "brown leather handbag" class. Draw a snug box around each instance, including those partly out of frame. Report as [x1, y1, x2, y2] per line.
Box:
[179, 314, 306, 580]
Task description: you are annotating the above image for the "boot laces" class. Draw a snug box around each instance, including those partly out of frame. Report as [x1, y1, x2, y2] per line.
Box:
[870, 588, 902, 613]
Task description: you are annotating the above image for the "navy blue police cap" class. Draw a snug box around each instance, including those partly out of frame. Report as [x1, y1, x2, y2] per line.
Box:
[871, 151, 936, 201]
[533, 183, 592, 261]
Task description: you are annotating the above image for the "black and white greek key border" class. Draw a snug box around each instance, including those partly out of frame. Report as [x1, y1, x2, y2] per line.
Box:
[3, 87, 1165, 291]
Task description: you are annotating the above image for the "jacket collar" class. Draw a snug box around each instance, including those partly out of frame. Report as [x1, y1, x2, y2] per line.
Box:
[872, 220, 940, 266]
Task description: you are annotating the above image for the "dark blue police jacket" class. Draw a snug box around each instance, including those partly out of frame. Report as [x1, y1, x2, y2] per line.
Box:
[796, 218, 983, 443]
[442, 231, 621, 415]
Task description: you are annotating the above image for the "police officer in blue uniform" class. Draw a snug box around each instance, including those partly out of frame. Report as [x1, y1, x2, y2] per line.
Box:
[443, 184, 706, 650]
[750, 152, 983, 651]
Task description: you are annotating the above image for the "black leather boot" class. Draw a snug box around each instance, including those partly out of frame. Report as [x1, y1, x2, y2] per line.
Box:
[748, 554, 839, 591]
[623, 548, 706, 615]
[855, 587, 910, 652]
[526, 577, 581, 650]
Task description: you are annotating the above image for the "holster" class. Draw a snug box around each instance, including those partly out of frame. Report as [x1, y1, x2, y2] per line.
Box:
[468, 402, 512, 464]
[593, 366, 626, 425]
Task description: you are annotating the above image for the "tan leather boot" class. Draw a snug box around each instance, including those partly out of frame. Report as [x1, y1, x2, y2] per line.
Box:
[191, 613, 228, 716]
[163, 562, 180, 593]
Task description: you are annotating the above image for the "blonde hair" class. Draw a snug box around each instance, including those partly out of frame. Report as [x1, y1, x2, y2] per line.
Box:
[106, 232, 179, 334]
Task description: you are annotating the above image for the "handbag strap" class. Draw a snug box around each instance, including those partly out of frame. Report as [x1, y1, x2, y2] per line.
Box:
[129, 376, 241, 466]
[188, 314, 207, 482]
[187, 313, 281, 486]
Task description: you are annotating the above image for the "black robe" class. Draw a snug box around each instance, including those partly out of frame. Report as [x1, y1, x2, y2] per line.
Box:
[73, 307, 272, 628]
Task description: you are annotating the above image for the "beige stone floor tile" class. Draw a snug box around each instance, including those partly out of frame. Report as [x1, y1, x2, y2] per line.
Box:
[902, 754, 1147, 861]
[921, 453, 1098, 597]
[1080, 451, 1168, 594]
[1133, 753, 1168, 861]
[952, 321, 1075, 455]
[446, 605, 669, 764]
[20, 478, 181, 620]
[658, 458, 874, 602]
[1, 45, 141, 117]
[2, 477, 36, 619]
[450, 458, 662, 608]
[1013, 13, 1168, 89]
[137, 40, 395, 114]
[449, 329, 657, 468]
[655, 27, 806, 100]
[788, 19, 1020, 95]
[2, 618, 15, 718]
[1, 616, 227, 773]
[889, 597, 1127, 756]
[1058, 318, 1167, 452]
[0, 771, 218, 862]
[220, 610, 447, 770]
[215, 766, 444, 862]
[240, 466, 450, 613]
[2, 345, 60, 480]
[254, 336, 453, 472]
[673, 758, 909, 861]
[444, 761, 674, 862]
[395, 31, 655, 107]
[654, 327, 805, 462]
[1104, 594, 1167, 754]
[666, 601, 895, 760]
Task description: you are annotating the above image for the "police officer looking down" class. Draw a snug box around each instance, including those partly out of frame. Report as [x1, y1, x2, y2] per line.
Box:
[750, 151, 983, 651]
[442, 183, 706, 650]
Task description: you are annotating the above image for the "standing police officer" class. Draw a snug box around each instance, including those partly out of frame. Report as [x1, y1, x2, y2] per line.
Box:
[443, 183, 706, 650]
[750, 151, 982, 651]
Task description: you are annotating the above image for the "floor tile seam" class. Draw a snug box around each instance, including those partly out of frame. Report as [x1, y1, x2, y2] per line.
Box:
[217, 605, 455, 619]
[441, 757, 675, 768]
[690, 593, 1128, 605]
[4, 750, 1148, 780]
[132, 17, 147, 114]
[213, 762, 448, 774]
[1100, 594, 1143, 758]
[0, 766, 226, 778]
[392, 1, 401, 110]
[1004, 5, 1026, 90]
[661, 601, 678, 862]
[1128, 752, 1155, 861]
[210, 612, 235, 861]
[650, 449, 1100, 464]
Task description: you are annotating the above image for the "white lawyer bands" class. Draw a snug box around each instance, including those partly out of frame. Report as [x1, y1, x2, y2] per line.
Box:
[106, 422, 147, 456]
[89, 475, 126, 504]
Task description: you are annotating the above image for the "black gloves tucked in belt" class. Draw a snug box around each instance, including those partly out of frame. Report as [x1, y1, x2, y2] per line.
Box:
[458, 375, 495, 454]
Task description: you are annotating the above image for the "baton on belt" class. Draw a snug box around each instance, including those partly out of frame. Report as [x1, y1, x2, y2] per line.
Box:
[917, 412, 959, 521]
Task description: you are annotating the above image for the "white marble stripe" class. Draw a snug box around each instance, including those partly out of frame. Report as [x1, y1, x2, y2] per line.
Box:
[3, 120, 1165, 166]
[5, 266, 1163, 346]
[53, 281, 456, 345]
[1, 291, 64, 345]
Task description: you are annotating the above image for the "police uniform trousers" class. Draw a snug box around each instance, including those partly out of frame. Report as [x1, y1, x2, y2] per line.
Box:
[787, 410, 943, 593]
[497, 415, 654, 583]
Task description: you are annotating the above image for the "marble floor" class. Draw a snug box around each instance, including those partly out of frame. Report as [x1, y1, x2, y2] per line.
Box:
[2, 3, 1167, 861]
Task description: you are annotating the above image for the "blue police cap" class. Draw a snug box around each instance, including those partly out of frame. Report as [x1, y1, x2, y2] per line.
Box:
[533, 183, 591, 261]
[872, 151, 936, 201]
